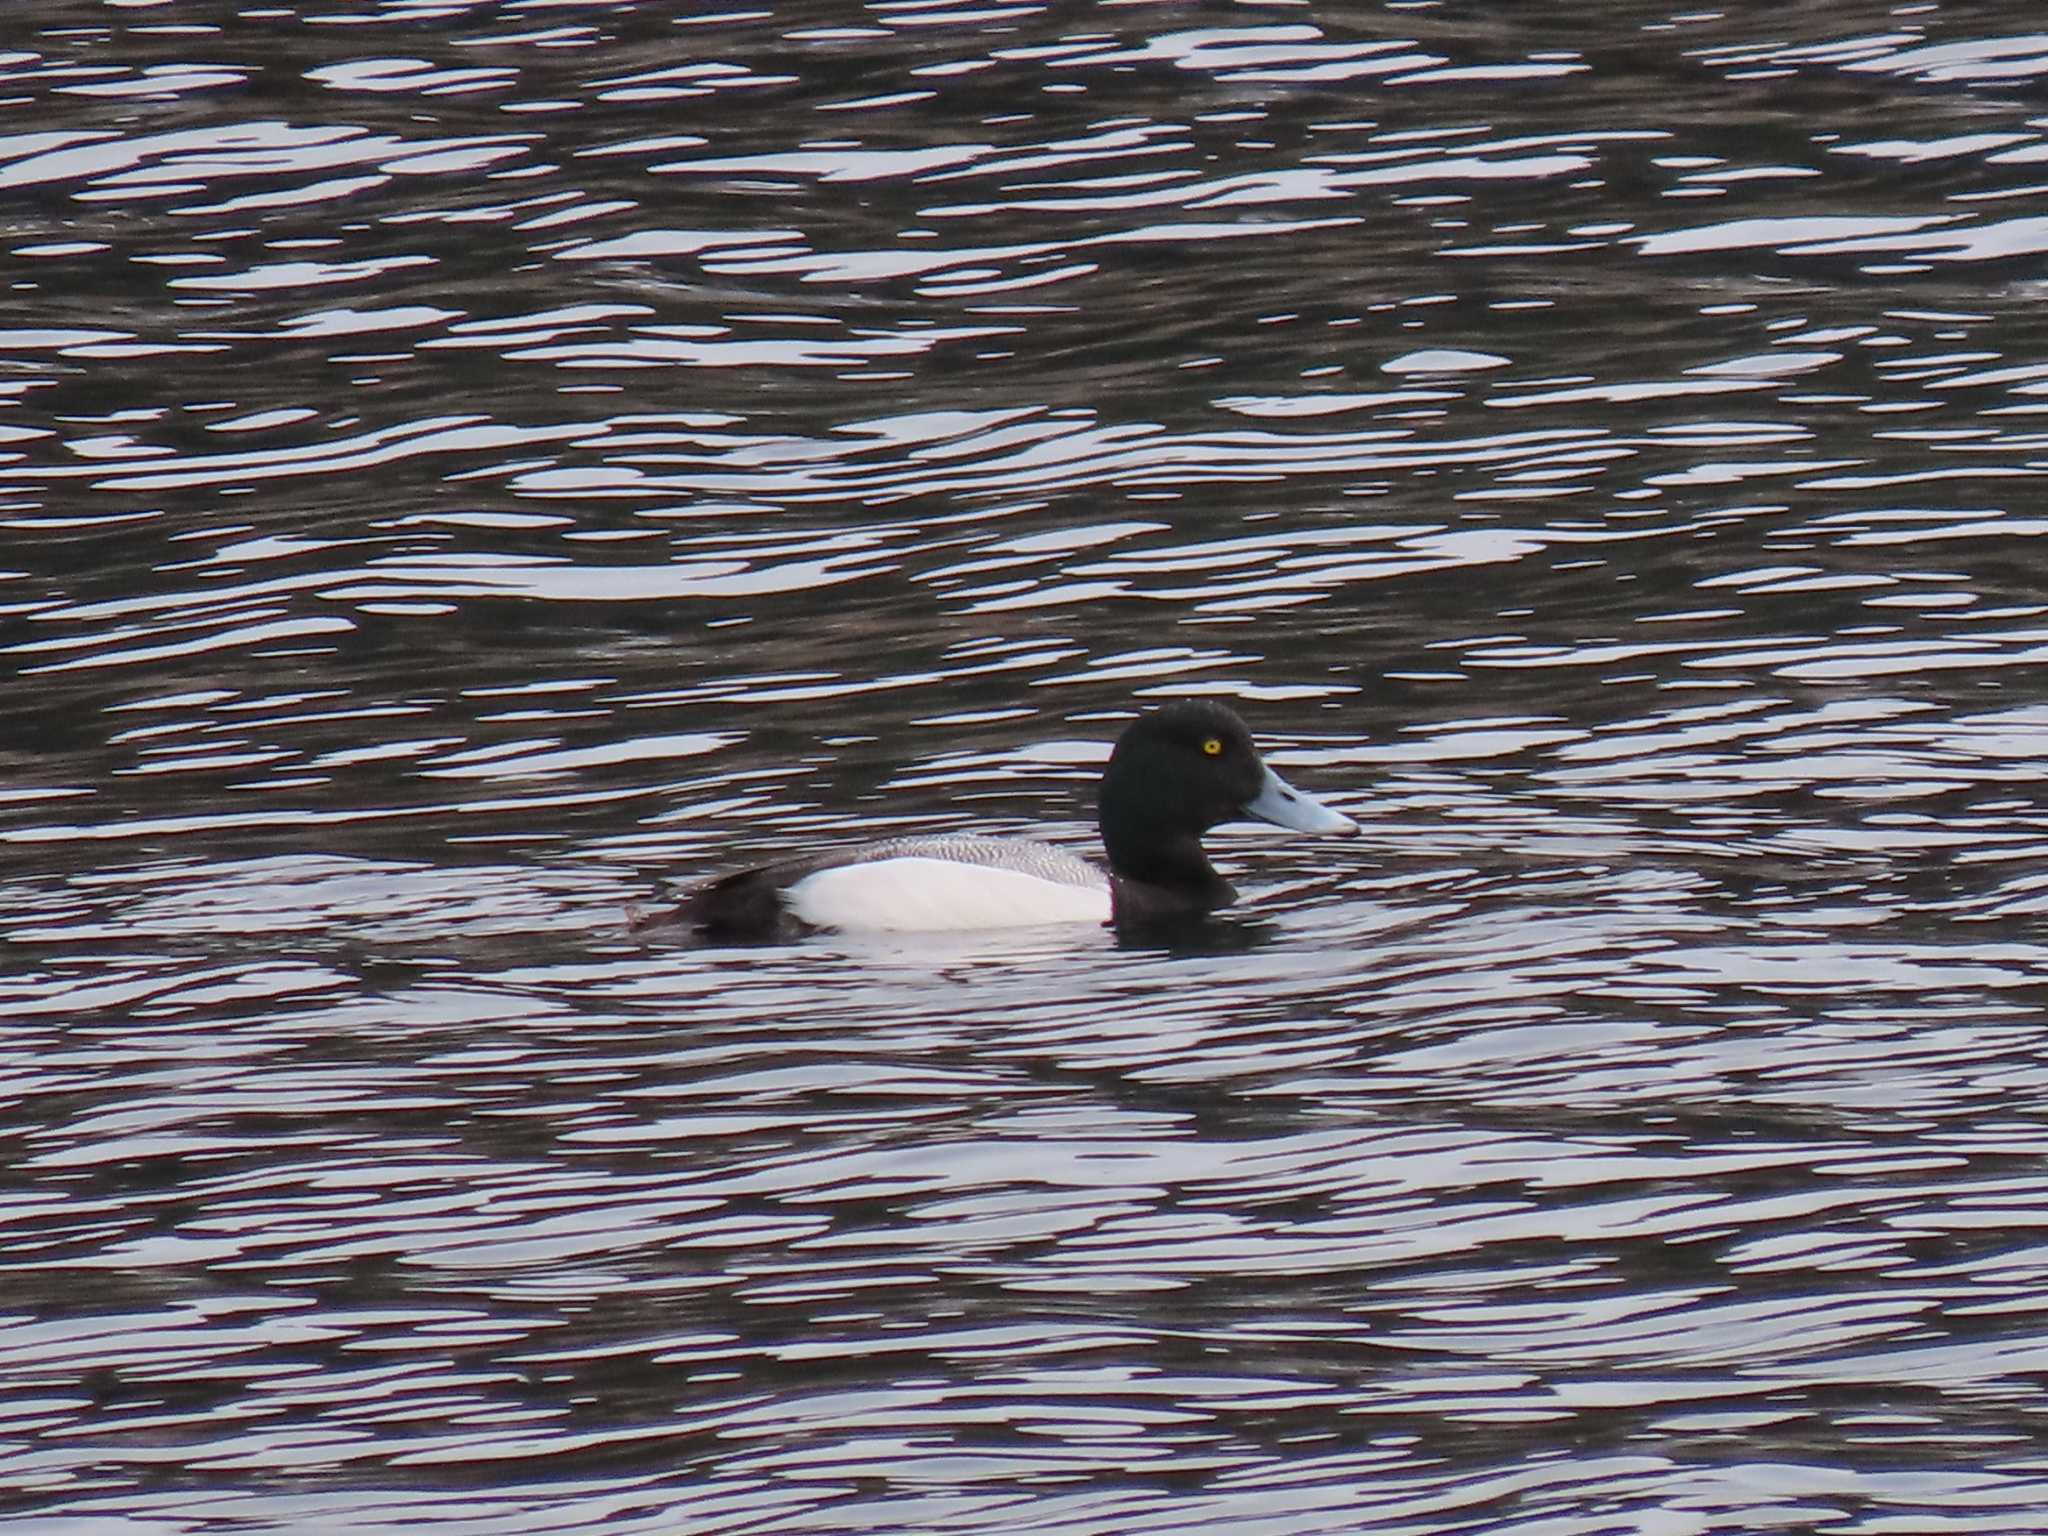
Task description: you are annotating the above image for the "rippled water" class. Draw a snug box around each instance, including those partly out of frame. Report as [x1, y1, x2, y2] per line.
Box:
[10, 0, 2048, 1530]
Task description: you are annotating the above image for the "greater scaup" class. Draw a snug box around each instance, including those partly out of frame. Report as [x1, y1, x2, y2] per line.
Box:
[640, 699, 1356, 941]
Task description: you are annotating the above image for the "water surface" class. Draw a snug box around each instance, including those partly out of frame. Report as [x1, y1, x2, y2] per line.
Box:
[8, 1, 2048, 1530]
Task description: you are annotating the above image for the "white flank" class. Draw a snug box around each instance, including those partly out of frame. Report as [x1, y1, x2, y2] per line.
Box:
[786, 857, 1112, 932]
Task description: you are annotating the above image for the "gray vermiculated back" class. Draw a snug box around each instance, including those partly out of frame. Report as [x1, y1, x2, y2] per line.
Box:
[792, 835, 1105, 890]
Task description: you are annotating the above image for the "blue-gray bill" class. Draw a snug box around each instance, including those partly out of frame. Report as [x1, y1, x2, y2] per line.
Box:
[1242, 765, 1357, 836]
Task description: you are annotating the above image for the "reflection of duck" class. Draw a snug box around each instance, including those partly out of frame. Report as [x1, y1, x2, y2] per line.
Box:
[642, 699, 1357, 941]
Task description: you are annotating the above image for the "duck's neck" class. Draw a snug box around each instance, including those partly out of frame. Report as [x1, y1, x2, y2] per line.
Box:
[1101, 824, 1236, 920]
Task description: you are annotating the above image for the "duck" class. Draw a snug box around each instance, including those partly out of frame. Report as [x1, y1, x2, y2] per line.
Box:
[640, 698, 1357, 942]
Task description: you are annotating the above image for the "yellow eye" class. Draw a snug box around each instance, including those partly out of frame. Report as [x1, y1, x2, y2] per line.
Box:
[1202, 737, 1223, 756]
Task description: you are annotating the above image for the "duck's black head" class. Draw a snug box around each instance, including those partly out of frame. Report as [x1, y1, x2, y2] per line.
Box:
[1096, 699, 1355, 920]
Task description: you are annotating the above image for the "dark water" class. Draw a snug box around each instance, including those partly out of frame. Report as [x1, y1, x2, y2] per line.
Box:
[10, 1, 2048, 1529]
